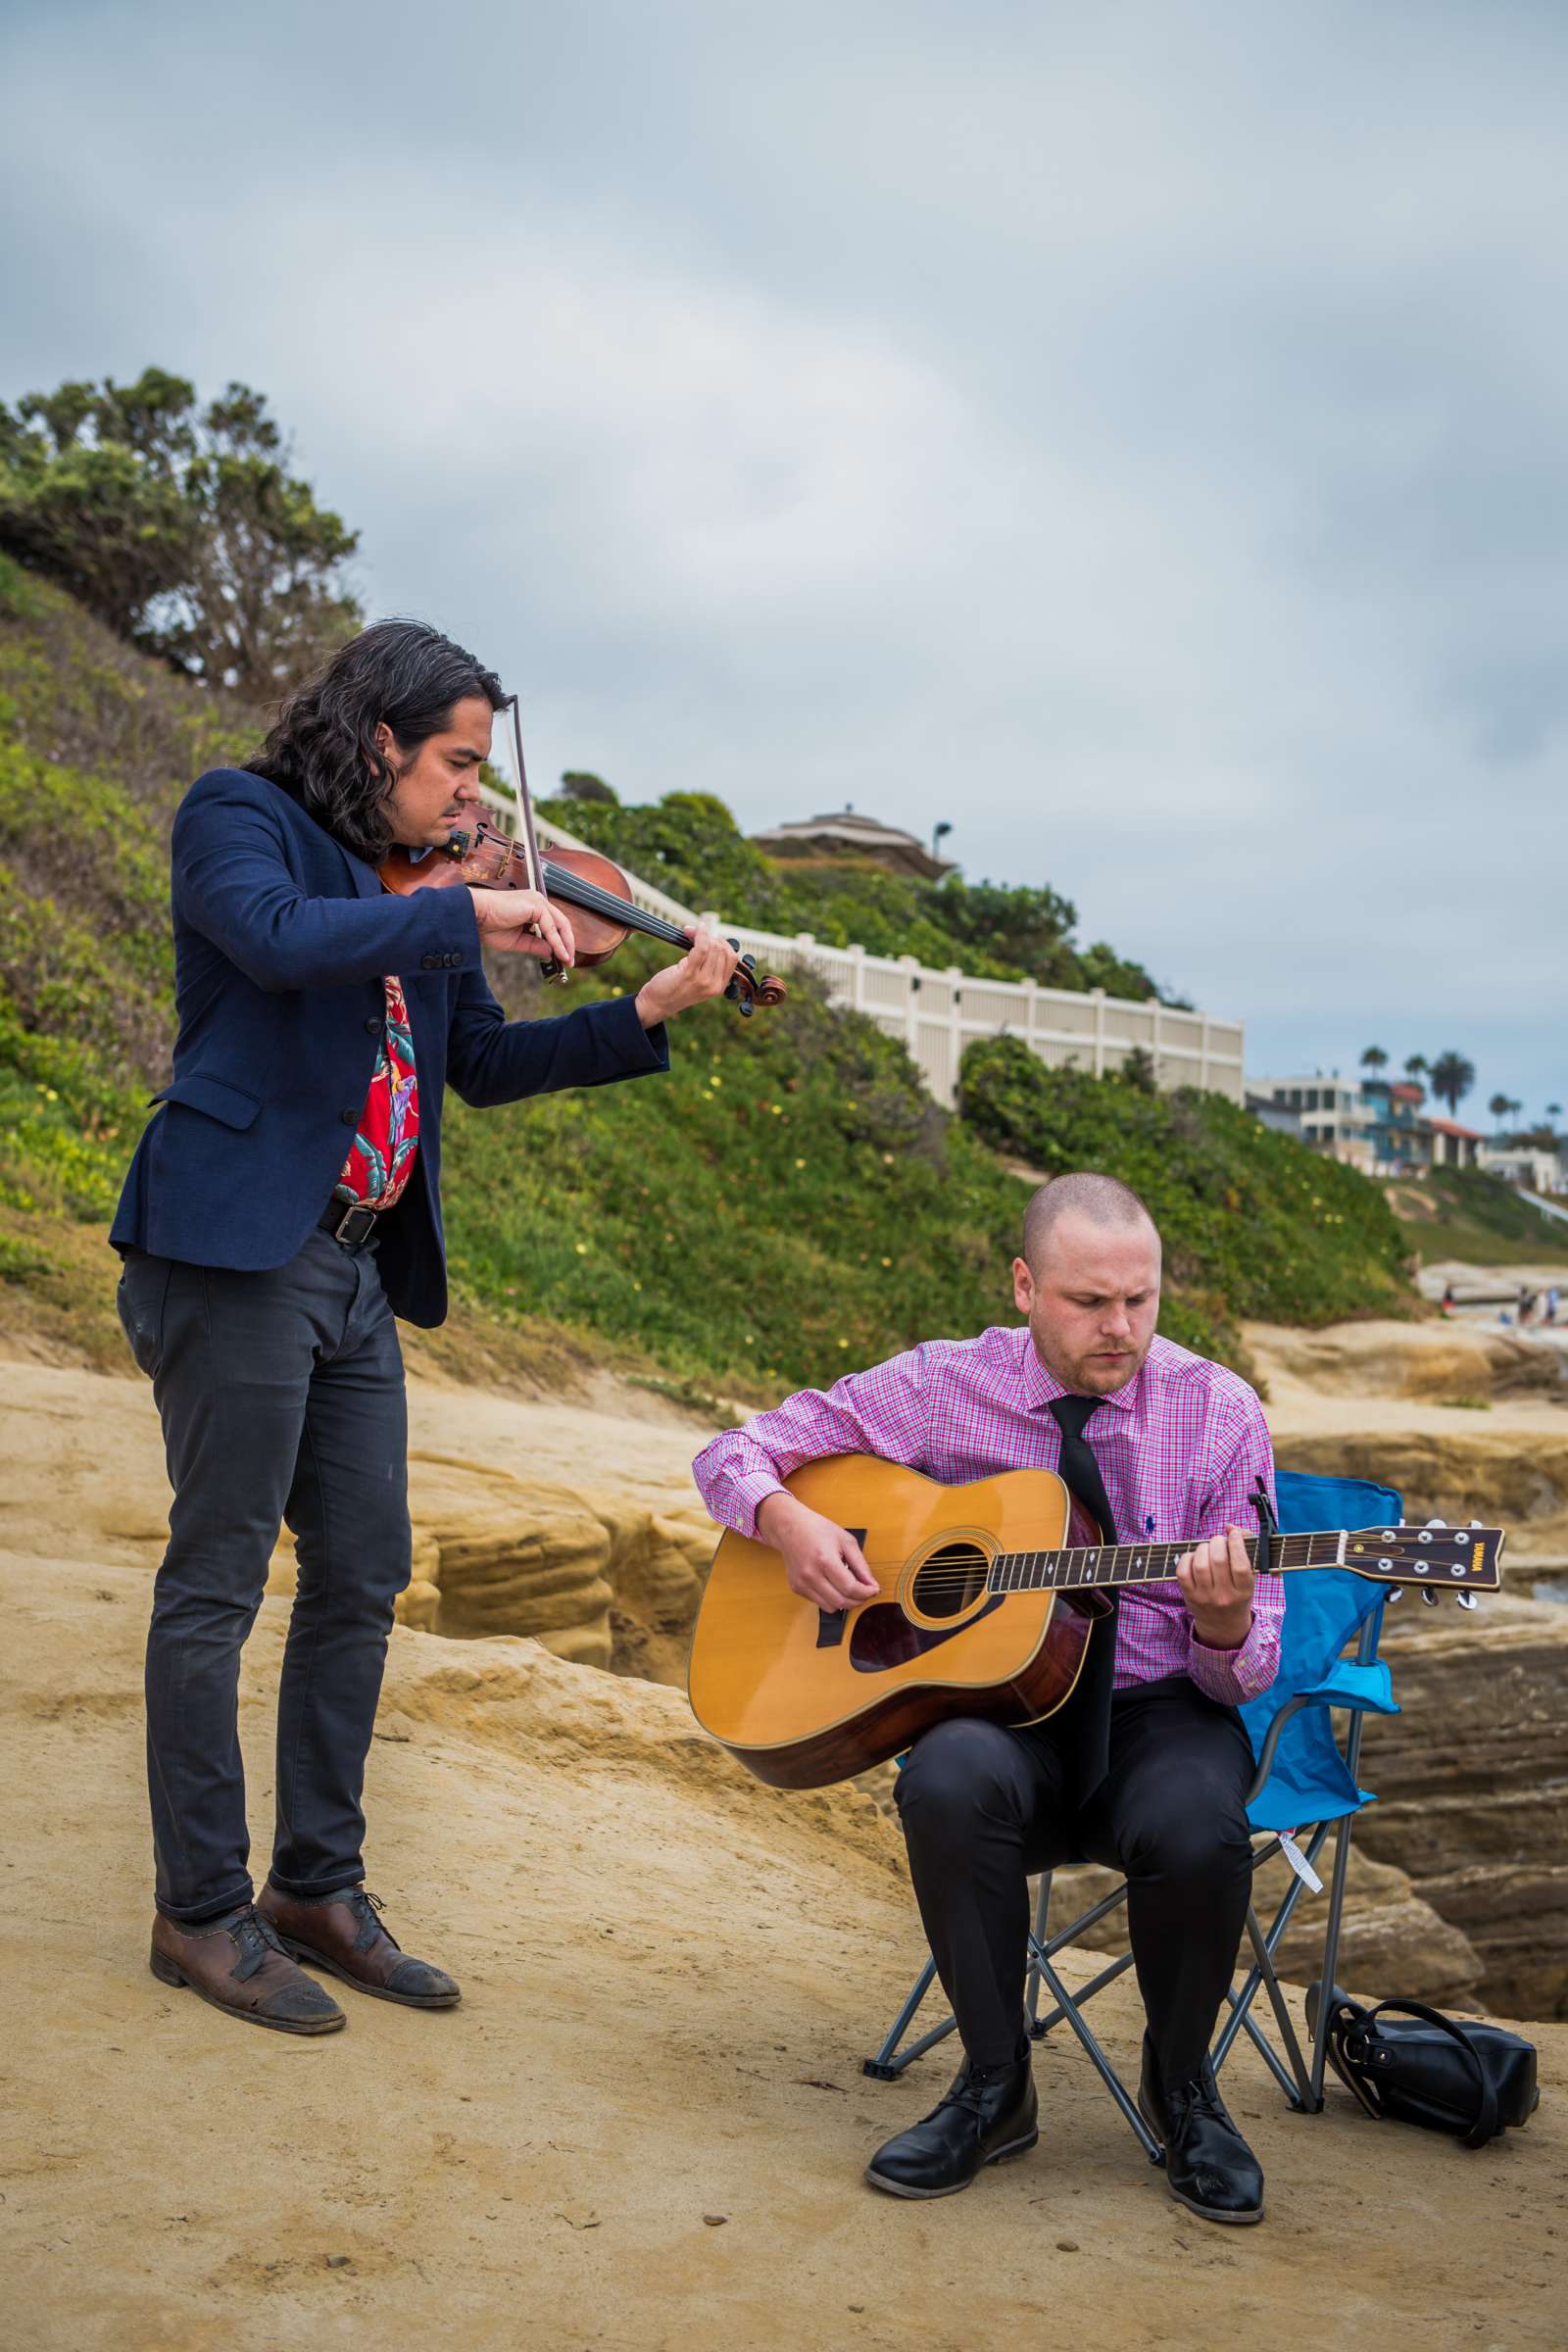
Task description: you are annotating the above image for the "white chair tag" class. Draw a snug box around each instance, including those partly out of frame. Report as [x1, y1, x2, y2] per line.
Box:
[1278, 1832, 1324, 1893]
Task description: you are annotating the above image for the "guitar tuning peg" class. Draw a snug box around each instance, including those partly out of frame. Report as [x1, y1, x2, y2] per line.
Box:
[1425, 1517, 1448, 1528]
[1420, 1587, 1442, 1606]
[1384, 1585, 1402, 1601]
[1456, 1592, 1480, 1610]
[1469, 1519, 1484, 1529]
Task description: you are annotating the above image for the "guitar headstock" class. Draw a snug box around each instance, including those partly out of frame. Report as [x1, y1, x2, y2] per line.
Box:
[1343, 1522, 1504, 1596]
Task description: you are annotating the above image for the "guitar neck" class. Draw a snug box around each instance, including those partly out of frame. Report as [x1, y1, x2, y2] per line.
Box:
[991, 1529, 1345, 1592]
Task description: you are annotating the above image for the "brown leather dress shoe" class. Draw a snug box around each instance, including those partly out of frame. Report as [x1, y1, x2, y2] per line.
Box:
[257, 1884, 461, 2009]
[150, 1905, 347, 2034]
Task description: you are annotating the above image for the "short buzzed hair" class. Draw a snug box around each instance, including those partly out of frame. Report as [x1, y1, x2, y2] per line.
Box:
[1022, 1171, 1158, 1270]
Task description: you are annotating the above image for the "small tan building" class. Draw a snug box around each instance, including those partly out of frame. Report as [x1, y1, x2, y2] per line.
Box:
[750, 808, 957, 883]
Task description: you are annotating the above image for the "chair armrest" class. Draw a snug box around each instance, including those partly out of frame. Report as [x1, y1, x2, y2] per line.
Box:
[1244, 1665, 1399, 1807]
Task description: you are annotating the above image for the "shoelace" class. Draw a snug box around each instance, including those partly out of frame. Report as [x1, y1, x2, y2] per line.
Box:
[222, 1905, 287, 1979]
[938, 2063, 1013, 2119]
[1166, 2072, 1231, 2130]
[345, 1888, 401, 1952]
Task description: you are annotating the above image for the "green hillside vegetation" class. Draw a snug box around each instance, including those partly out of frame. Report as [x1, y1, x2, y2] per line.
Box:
[0, 557, 1420, 1399]
[537, 788, 1182, 1003]
[958, 1040, 1413, 1331]
[1389, 1163, 1568, 1271]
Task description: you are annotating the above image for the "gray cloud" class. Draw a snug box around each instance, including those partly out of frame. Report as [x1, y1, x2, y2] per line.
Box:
[2, 0, 1563, 1112]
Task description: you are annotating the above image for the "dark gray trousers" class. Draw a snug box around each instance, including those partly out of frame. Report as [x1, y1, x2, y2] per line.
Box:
[118, 1231, 411, 1922]
[895, 1676, 1256, 2084]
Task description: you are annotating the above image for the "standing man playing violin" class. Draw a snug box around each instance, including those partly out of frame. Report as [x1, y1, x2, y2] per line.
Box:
[112, 618, 738, 2037]
[692, 1172, 1282, 2224]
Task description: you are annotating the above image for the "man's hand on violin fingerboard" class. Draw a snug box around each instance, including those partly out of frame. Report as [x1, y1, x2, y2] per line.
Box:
[634, 929, 741, 1026]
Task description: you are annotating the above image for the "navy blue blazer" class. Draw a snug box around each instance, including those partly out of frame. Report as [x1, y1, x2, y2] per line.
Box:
[110, 766, 669, 1325]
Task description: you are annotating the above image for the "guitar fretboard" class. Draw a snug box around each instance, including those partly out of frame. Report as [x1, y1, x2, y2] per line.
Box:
[988, 1529, 1343, 1592]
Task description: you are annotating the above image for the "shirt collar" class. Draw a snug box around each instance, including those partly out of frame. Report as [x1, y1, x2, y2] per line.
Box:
[1013, 1326, 1143, 1415]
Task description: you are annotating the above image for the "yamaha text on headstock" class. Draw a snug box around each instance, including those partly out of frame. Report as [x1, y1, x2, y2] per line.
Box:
[687, 1457, 1505, 1791]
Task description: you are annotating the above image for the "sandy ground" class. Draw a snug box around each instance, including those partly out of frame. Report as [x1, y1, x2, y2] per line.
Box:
[2, 1354, 1563, 2351]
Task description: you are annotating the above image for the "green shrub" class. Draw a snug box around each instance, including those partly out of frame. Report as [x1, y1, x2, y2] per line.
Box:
[957, 1038, 1412, 1357]
[441, 952, 1032, 1396]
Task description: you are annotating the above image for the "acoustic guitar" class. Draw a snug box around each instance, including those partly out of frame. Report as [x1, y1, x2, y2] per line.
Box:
[687, 1456, 1505, 1790]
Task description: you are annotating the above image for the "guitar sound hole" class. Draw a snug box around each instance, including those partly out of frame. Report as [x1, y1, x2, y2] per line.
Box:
[913, 1543, 990, 1620]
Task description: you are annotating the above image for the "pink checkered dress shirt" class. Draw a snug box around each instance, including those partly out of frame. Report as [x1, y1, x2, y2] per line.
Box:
[692, 1326, 1282, 1706]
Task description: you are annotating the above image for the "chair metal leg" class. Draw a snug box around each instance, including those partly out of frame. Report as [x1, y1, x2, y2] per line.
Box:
[1238, 2003, 1308, 2104]
[861, 1954, 940, 2080]
[1029, 1948, 1164, 2164]
[1212, 1820, 1334, 2091]
[1311, 1808, 1357, 2107]
[1243, 1903, 1316, 2108]
[1024, 1873, 1052, 2031]
[1030, 1946, 1138, 2035]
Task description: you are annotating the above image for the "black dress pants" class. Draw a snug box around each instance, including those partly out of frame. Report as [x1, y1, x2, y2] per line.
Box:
[118, 1230, 411, 1923]
[894, 1676, 1256, 2086]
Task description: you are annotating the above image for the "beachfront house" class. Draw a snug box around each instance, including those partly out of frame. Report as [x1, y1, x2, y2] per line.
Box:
[1247, 1073, 1373, 1167]
[1360, 1077, 1426, 1173]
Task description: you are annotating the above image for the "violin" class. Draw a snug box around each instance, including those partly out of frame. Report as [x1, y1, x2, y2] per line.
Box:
[376, 693, 786, 1017]
[378, 819, 786, 1016]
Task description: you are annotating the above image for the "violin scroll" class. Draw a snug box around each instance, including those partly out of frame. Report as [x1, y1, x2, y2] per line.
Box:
[724, 950, 788, 1017]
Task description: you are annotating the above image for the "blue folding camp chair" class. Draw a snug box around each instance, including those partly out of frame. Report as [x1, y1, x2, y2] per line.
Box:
[862, 1472, 1404, 2157]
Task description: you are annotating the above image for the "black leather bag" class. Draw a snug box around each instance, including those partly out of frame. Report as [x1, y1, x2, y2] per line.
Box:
[1306, 1984, 1539, 2150]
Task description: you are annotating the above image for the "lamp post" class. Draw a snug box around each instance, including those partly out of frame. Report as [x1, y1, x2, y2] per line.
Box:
[932, 819, 953, 868]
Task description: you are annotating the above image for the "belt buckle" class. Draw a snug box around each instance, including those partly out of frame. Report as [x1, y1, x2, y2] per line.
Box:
[329, 1200, 377, 1249]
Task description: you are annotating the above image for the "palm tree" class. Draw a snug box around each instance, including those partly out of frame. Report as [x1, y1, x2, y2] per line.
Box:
[1360, 1045, 1389, 1075]
[1402, 1054, 1428, 1099]
[1489, 1092, 1512, 1134]
[1547, 1102, 1563, 1133]
[1429, 1052, 1477, 1117]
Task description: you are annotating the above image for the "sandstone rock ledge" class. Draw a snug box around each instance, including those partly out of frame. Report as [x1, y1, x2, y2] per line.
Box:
[1356, 1595, 1568, 2021]
[262, 1448, 716, 1676]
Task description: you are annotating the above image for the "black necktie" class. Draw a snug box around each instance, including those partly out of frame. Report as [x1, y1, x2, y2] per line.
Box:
[1048, 1394, 1118, 1545]
[1045, 1394, 1119, 1802]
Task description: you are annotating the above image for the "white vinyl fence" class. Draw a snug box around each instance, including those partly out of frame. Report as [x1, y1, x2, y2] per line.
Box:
[495, 796, 1245, 1108]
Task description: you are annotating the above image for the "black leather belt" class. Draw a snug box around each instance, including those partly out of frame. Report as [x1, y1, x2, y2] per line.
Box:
[318, 1198, 378, 1250]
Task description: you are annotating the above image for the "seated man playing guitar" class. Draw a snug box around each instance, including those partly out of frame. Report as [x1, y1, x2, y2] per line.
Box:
[691, 1171, 1282, 2225]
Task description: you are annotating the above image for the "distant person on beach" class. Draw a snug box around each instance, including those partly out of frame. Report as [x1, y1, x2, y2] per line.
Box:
[111, 621, 738, 2038]
[1547, 1287, 1561, 1326]
[1519, 1287, 1538, 1328]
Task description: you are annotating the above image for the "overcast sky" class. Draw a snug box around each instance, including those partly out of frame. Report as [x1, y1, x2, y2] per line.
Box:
[3, 0, 1564, 1117]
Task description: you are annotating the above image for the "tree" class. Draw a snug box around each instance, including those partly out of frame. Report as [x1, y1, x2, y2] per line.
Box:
[1428, 1052, 1477, 1117]
[560, 770, 618, 806]
[0, 368, 361, 697]
[1360, 1045, 1389, 1075]
[1403, 1054, 1428, 1078]
[918, 876, 1081, 989]
[1547, 1102, 1563, 1130]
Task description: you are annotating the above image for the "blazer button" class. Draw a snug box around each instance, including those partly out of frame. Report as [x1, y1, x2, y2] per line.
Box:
[420, 954, 437, 970]
[341, 1107, 358, 1125]
[365, 1015, 381, 1034]
[447, 952, 460, 966]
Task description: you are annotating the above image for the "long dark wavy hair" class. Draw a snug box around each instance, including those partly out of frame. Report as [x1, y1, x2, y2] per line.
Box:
[248, 619, 508, 863]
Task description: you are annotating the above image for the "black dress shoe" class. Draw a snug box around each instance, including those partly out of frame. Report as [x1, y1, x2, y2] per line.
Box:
[865, 2054, 1038, 2200]
[1138, 2035, 1264, 2226]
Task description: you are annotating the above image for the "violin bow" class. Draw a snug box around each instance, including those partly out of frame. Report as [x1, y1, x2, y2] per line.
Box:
[504, 691, 568, 984]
